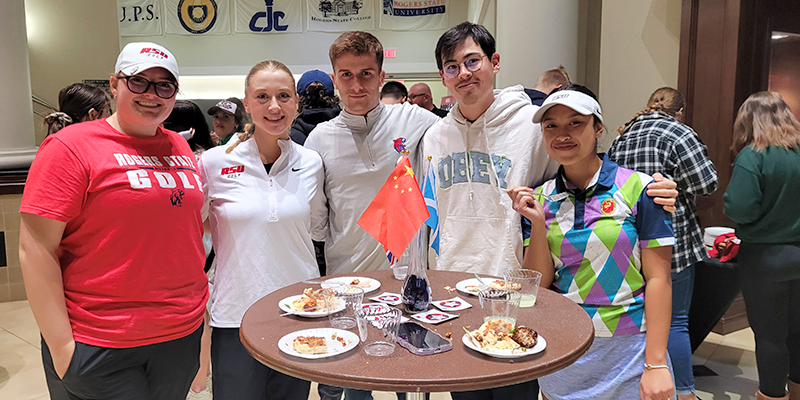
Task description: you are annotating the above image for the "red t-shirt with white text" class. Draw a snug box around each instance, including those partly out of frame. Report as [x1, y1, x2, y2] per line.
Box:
[21, 119, 208, 348]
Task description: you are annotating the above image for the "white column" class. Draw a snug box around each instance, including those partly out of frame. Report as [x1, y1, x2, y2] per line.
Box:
[0, 0, 38, 168]
[494, 0, 579, 90]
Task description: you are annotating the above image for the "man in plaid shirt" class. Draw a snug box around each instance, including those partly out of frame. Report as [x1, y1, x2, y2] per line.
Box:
[608, 89, 718, 400]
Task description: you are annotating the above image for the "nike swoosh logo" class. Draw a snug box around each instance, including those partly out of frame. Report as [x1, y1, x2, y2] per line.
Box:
[292, 167, 302, 172]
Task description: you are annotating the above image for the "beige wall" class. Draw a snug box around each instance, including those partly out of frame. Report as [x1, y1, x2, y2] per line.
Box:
[26, 0, 121, 144]
[598, 0, 681, 150]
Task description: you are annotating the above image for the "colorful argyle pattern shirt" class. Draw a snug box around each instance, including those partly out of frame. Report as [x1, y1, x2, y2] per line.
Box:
[523, 155, 674, 337]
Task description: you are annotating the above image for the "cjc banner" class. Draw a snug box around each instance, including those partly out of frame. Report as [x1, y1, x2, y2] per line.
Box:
[164, 0, 232, 35]
[380, 0, 448, 31]
[118, 0, 163, 36]
[236, 0, 302, 33]
[307, 0, 374, 32]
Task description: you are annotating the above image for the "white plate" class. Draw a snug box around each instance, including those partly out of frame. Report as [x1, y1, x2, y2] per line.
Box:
[322, 276, 381, 294]
[461, 332, 547, 359]
[278, 328, 359, 359]
[278, 295, 345, 318]
[455, 277, 498, 296]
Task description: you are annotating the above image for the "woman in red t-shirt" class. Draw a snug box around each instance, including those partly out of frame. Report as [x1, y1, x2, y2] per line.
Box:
[20, 42, 208, 400]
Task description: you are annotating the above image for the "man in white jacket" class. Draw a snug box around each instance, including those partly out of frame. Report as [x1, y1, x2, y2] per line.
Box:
[305, 31, 440, 400]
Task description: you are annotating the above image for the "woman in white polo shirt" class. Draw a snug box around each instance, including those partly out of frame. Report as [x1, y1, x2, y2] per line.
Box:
[198, 60, 326, 400]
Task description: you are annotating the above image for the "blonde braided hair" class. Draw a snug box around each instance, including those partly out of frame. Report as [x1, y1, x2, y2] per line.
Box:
[618, 87, 685, 134]
[226, 60, 296, 154]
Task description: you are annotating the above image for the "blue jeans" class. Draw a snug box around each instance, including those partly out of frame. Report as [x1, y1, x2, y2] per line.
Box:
[669, 265, 696, 396]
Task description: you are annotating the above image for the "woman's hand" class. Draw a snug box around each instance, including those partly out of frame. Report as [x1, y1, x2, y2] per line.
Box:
[210, 131, 221, 144]
[52, 339, 76, 379]
[640, 368, 674, 400]
[507, 185, 545, 223]
[647, 173, 678, 213]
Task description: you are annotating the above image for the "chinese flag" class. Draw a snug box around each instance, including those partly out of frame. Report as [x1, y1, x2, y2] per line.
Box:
[358, 157, 430, 260]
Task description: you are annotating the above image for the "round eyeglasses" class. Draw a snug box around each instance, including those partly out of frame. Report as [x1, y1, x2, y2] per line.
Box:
[118, 75, 179, 99]
[442, 55, 488, 79]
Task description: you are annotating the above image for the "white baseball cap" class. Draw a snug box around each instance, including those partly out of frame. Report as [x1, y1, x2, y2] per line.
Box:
[115, 42, 179, 80]
[532, 90, 603, 124]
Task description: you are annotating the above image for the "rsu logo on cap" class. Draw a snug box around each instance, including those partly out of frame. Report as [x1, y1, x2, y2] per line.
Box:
[140, 48, 169, 59]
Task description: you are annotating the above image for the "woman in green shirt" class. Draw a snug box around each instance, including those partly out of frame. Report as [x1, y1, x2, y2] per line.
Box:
[723, 91, 800, 400]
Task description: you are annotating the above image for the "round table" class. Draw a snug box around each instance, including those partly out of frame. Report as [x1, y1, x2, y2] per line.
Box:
[240, 270, 594, 398]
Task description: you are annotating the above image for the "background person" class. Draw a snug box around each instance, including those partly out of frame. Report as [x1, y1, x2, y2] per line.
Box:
[723, 91, 800, 400]
[44, 82, 111, 135]
[407, 82, 448, 118]
[379, 80, 408, 104]
[163, 99, 215, 400]
[609, 87, 718, 400]
[290, 69, 341, 146]
[524, 65, 571, 106]
[208, 97, 247, 145]
[512, 85, 675, 400]
[164, 99, 215, 155]
[20, 42, 207, 400]
[200, 60, 326, 400]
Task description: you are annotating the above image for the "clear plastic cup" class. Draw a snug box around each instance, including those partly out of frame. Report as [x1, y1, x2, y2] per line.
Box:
[478, 288, 522, 326]
[503, 269, 542, 308]
[392, 265, 409, 280]
[324, 285, 364, 329]
[355, 306, 401, 356]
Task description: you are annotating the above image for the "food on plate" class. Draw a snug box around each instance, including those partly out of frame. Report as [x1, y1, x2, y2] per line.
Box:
[331, 331, 348, 346]
[350, 278, 360, 285]
[511, 326, 538, 348]
[292, 336, 327, 354]
[465, 319, 538, 352]
[291, 288, 327, 311]
[464, 285, 481, 293]
[489, 280, 522, 291]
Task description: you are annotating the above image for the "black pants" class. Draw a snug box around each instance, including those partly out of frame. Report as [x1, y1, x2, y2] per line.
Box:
[450, 380, 539, 400]
[42, 325, 202, 400]
[738, 242, 800, 397]
[211, 327, 310, 400]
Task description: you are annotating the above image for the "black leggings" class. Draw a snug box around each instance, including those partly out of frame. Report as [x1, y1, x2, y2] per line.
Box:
[738, 242, 800, 397]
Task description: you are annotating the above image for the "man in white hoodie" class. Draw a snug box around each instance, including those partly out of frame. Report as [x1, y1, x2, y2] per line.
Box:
[423, 22, 678, 400]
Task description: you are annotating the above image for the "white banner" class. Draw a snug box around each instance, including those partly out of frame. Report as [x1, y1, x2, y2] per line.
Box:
[307, 0, 375, 32]
[379, 0, 448, 31]
[164, 0, 232, 35]
[118, 0, 163, 36]
[236, 0, 302, 33]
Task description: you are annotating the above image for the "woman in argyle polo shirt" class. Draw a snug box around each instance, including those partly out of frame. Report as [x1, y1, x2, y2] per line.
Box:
[510, 84, 676, 400]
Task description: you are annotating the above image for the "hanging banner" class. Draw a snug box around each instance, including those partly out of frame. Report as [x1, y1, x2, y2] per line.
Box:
[380, 0, 448, 31]
[236, 0, 302, 33]
[164, 0, 232, 35]
[118, 0, 163, 36]
[307, 0, 374, 32]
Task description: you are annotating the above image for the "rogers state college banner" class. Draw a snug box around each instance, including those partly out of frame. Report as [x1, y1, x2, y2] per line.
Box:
[380, 0, 448, 31]
[118, 0, 163, 36]
[236, 0, 302, 33]
[164, 0, 232, 35]
[307, 0, 375, 32]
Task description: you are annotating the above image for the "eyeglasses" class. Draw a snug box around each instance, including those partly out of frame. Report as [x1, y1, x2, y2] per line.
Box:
[408, 93, 429, 101]
[442, 55, 488, 79]
[118, 75, 179, 99]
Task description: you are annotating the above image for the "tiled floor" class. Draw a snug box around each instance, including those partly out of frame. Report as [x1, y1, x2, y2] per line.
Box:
[0, 300, 760, 400]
